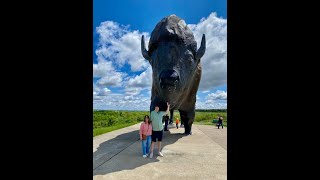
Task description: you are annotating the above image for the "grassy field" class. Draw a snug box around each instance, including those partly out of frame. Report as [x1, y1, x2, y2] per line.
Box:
[93, 110, 227, 137]
[93, 110, 147, 137]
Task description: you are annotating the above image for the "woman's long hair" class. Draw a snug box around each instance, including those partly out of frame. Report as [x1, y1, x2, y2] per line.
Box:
[144, 115, 151, 124]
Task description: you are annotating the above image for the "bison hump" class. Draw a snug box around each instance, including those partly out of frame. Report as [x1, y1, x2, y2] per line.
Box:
[148, 15, 197, 53]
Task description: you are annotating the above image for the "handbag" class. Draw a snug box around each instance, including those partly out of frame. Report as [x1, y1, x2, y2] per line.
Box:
[142, 134, 147, 140]
[142, 124, 149, 140]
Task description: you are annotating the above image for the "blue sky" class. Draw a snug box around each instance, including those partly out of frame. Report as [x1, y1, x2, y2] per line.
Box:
[93, 0, 227, 110]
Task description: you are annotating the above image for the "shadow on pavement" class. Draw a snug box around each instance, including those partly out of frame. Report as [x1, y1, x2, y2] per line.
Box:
[93, 125, 185, 176]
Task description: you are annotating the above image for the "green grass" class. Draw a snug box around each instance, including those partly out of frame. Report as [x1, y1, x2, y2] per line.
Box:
[93, 122, 139, 137]
[173, 111, 227, 127]
[93, 110, 149, 137]
[93, 110, 227, 137]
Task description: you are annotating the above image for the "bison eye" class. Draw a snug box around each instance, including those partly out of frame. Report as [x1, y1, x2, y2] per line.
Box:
[187, 54, 194, 63]
[186, 53, 194, 60]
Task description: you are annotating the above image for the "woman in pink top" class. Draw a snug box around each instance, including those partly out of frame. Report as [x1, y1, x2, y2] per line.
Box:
[139, 115, 152, 158]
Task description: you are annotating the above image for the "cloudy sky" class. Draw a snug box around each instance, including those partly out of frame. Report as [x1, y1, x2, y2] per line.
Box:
[93, 0, 227, 110]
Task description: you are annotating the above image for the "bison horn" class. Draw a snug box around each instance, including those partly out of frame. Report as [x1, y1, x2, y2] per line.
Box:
[141, 35, 151, 61]
[195, 34, 206, 61]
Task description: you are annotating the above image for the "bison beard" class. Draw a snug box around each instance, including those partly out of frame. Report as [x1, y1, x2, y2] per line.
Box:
[141, 15, 206, 135]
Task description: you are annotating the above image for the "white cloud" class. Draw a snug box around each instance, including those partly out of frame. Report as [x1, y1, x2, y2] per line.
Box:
[193, 90, 228, 109]
[96, 74, 124, 87]
[93, 85, 111, 97]
[188, 12, 227, 91]
[93, 93, 151, 110]
[93, 20, 152, 104]
[93, 61, 114, 78]
[93, 96, 102, 100]
[95, 21, 150, 72]
[201, 90, 210, 93]
[196, 99, 227, 109]
[93, 58, 126, 87]
[195, 100, 207, 109]
[126, 66, 152, 88]
[117, 66, 153, 96]
[124, 87, 143, 96]
[98, 88, 111, 96]
[206, 90, 227, 100]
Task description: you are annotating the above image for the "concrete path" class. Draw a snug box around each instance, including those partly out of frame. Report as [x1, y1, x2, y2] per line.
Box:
[93, 123, 227, 180]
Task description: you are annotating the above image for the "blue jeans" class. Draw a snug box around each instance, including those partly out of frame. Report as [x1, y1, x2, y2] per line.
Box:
[142, 135, 151, 155]
[217, 122, 223, 129]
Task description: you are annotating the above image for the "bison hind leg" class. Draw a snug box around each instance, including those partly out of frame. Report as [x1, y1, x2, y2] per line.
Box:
[179, 109, 195, 135]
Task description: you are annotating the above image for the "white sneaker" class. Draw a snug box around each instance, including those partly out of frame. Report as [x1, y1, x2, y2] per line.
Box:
[149, 152, 153, 158]
[158, 152, 163, 157]
[143, 155, 147, 158]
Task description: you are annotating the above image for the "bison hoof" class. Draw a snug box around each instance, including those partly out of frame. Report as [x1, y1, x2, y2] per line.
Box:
[184, 132, 192, 136]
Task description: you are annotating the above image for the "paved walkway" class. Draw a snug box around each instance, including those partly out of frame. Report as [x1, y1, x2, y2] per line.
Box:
[93, 123, 227, 180]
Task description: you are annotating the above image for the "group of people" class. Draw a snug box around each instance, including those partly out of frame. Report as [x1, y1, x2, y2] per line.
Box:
[139, 103, 224, 158]
[139, 102, 180, 158]
[163, 114, 180, 131]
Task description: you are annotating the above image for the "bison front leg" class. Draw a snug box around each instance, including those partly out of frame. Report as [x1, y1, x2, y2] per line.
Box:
[179, 110, 195, 135]
[169, 109, 174, 124]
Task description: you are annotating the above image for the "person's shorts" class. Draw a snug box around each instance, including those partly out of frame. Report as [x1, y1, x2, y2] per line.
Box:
[151, 130, 163, 142]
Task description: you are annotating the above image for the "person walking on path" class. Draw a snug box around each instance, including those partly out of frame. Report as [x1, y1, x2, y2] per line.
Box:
[175, 117, 179, 129]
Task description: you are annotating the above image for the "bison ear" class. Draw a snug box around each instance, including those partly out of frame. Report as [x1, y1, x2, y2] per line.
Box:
[195, 34, 206, 61]
[141, 35, 151, 62]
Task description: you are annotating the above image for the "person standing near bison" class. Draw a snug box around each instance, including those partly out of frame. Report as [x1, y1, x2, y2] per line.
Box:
[149, 102, 170, 158]
[139, 115, 152, 158]
[175, 117, 179, 129]
[217, 115, 224, 129]
[164, 114, 169, 131]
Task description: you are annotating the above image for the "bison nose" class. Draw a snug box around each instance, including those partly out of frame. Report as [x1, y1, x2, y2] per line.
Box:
[159, 70, 179, 88]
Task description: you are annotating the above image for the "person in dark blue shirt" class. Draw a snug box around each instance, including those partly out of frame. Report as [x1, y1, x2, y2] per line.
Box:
[217, 115, 224, 129]
[164, 114, 169, 131]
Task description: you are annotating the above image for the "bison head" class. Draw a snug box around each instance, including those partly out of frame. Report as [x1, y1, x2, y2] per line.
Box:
[141, 15, 206, 108]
